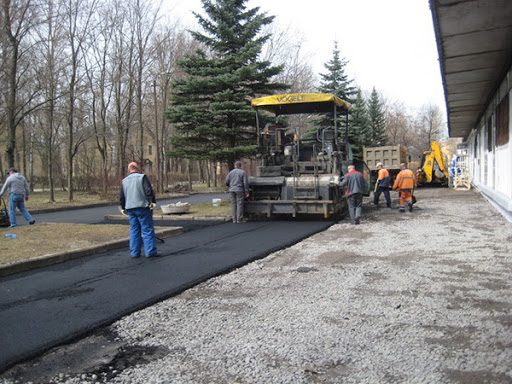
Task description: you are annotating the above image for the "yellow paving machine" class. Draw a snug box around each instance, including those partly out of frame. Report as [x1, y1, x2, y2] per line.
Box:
[245, 93, 371, 220]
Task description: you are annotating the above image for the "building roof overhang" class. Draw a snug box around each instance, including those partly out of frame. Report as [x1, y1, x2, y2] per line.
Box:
[430, 0, 512, 139]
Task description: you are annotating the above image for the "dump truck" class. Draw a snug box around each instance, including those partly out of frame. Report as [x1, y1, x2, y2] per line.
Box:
[245, 93, 371, 220]
[363, 145, 407, 188]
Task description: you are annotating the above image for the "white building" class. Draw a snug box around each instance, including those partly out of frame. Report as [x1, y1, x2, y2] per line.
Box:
[430, 0, 512, 221]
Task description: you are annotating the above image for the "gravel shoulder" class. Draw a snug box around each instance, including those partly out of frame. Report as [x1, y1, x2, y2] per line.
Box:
[3, 188, 512, 384]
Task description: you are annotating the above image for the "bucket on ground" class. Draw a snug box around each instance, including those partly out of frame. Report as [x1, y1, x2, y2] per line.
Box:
[212, 198, 221, 207]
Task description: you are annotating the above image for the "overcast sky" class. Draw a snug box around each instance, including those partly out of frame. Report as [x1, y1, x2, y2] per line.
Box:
[168, 0, 446, 114]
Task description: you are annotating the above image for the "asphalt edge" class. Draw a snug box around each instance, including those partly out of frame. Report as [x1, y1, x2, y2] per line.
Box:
[0, 227, 183, 277]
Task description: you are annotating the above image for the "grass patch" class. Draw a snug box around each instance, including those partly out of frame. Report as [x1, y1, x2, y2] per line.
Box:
[0, 223, 168, 267]
[188, 183, 225, 193]
[23, 191, 117, 210]
[21, 186, 225, 211]
[0, 198, 230, 268]
[158, 199, 231, 217]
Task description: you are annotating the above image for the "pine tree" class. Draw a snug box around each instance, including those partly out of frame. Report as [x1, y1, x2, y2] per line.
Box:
[348, 88, 371, 160]
[367, 87, 388, 147]
[318, 41, 357, 103]
[316, 41, 360, 152]
[166, 0, 287, 169]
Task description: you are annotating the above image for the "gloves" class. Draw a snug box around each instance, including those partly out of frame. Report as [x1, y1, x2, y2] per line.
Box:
[149, 203, 156, 210]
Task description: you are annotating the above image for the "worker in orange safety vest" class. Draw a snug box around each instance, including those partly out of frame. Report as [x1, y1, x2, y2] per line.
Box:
[373, 162, 392, 208]
[393, 163, 416, 212]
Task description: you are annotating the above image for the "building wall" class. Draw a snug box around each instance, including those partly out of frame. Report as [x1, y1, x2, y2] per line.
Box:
[466, 64, 512, 220]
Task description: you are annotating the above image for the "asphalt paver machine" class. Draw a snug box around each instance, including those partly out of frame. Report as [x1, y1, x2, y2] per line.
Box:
[245, 93, 371, 220]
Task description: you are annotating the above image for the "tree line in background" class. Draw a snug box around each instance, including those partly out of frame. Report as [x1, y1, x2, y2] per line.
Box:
[0, 0, 444, 201]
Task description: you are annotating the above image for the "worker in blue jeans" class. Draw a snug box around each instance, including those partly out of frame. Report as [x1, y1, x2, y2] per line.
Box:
[0, 167, 35, 227]
[120, 162, 159, 258]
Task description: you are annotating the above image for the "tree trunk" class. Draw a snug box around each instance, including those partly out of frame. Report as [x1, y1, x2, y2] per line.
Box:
[29, 131, 34, 191]
[187, 159, 193, 191]
[214, 161, 218, 187]
[207, 160, 211, 188]
[5, 39, 18, 168]
[47, 139, 55, 204]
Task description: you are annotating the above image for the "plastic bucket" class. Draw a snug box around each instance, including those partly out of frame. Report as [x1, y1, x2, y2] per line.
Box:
[212, 198, 221, 207]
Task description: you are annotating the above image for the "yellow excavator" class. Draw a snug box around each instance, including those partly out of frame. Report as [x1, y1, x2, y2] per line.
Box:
[416, 141, 449, 187]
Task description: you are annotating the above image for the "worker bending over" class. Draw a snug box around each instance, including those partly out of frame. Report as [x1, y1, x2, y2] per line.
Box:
[393, 163, 416, 212]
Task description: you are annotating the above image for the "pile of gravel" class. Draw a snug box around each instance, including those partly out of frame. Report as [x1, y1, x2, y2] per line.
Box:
[12, 189, 512, 383]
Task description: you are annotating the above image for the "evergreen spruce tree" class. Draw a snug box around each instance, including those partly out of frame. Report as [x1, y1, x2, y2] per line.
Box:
[318, 41, 357, 103]
[367, 87, 388, 147]
[348, 88, 371, 160]
[166, 0, 287, 169]
[316, 41, 360, 151]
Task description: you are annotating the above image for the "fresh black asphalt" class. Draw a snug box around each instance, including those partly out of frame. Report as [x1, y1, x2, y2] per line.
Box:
[0, 197, 334, 373]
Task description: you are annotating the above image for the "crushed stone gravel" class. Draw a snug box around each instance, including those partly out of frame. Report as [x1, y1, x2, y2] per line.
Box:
[4, 188, 512, 384]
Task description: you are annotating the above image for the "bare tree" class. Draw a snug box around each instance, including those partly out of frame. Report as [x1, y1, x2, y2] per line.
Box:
[260, 22, 316, 134]
[84, 1, 114, 197]
[62, 0, 97, 200]
[34, 0, 66, 202]
[110, 0, 135, 178]
[149, 22, 196, 191]
[385, 101, 414, 146]
[417, 103, 445, 154]
[0, 0, 40, 167]
[262, 23, 316, 93]
[129, 0, 161, 169]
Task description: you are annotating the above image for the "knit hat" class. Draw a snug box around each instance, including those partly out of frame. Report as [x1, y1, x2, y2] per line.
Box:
[6, 167, 17, 174]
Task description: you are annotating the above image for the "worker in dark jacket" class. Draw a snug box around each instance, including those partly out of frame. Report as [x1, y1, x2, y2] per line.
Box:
[340, 165, 365, 225]
[225, 161, 249, 223]
[373, 162, 392, 208]
[120, 162, 159, 258]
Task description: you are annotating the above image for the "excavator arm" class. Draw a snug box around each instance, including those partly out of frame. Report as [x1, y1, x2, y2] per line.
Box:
[422, 151, 435, 183]
[417, 141, 448, 185]
[430, 141, 449, 178]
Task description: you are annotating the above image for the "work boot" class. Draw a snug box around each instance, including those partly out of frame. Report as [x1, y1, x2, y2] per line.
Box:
[408, 201, 413, 212]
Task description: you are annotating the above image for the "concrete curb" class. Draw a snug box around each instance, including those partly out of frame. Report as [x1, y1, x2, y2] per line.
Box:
[0, 227, 183, 277]
[105, 214, 232, 222]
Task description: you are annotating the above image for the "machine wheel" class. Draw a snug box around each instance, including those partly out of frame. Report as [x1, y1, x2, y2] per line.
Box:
[332, 188, 348, 220]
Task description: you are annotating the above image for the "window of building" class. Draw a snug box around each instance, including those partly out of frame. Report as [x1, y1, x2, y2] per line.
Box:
[496, 94, 509, 147]
[148, 145, 153, 155]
